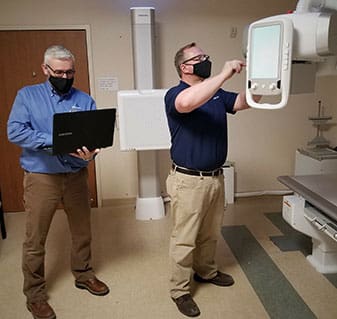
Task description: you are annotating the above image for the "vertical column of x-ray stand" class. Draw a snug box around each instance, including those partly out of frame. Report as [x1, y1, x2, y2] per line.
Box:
[131, 7, 165, 220]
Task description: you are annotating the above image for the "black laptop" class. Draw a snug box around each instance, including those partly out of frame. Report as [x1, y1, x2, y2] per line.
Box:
[52, 108, 116, 155]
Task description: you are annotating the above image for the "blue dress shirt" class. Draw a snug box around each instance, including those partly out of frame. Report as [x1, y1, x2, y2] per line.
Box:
[7, 81, 96, 173]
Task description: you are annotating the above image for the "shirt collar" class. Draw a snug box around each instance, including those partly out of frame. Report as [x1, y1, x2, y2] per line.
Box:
[180, 80, 190, 88]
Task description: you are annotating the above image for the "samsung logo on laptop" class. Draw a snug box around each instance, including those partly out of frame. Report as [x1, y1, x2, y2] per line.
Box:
[58, 132, 73, 137]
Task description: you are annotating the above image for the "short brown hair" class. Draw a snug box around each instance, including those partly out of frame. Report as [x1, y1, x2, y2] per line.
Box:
[174, 42, 196, 77]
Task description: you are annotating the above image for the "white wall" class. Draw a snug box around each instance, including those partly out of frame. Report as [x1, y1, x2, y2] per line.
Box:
[1, 0, 336, 202]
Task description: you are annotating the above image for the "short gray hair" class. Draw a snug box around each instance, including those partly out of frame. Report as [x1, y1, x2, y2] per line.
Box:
[44, 45, 75, 64]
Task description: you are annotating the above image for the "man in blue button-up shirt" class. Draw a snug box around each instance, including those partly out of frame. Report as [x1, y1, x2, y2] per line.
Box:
[7, 45, 109, 319]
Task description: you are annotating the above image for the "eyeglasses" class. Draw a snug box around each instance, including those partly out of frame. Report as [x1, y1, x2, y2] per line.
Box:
[46, 64, 76, 77]
[182, 54, 210, 65]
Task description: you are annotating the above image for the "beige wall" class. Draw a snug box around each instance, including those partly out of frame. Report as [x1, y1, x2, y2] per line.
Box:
[1, 0, 337, 202]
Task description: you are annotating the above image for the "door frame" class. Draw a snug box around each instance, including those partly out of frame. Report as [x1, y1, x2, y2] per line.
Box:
[0, 24, 103, 207]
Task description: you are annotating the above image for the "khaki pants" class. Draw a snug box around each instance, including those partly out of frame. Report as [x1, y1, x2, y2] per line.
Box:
[166, 170, 225, 299]
[22, 168, 94, 302]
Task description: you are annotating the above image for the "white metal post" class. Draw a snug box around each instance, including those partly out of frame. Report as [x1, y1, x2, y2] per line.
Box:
[130, 7, 165, 220]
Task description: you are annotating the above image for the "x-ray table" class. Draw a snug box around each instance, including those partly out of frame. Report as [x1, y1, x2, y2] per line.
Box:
[278, 174, 337, 273]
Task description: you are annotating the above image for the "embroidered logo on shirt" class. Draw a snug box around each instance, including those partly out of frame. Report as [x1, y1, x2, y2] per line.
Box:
[70, 105, 82, 112]
[213, 96, 220, 100]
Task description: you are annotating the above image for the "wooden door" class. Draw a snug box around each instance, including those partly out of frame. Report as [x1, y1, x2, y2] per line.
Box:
[0, 30, 97, 212]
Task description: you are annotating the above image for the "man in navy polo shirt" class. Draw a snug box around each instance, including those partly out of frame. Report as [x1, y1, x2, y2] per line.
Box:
[165, 42, 259, 317]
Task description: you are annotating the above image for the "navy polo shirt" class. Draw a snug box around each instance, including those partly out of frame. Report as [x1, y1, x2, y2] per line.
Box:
[165, 81, 237, 171]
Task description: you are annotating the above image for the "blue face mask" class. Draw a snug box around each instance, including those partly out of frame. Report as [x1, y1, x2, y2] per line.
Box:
[193, 59, 212, 78]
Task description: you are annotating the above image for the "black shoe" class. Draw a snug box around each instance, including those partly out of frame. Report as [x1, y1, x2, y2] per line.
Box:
[194, 271, 234, 287]
[172, 294, 200, 317]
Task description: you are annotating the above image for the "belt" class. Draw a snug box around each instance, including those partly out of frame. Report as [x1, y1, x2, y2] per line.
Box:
[172, 164, 223, 177]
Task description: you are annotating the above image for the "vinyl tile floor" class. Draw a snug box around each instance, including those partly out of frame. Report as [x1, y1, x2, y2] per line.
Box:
[1, 196, 337, 319]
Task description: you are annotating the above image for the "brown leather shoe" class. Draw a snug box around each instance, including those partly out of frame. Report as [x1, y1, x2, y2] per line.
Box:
[26, 301, 56, 319]
[75, 277, 109, 296]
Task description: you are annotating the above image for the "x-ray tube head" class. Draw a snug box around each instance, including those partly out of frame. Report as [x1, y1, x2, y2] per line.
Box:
[246, 16, 293, 109]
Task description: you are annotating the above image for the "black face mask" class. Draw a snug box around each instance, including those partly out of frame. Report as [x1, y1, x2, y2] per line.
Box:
[49, 76, 74, 95]
[193, 59, 212, 79]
